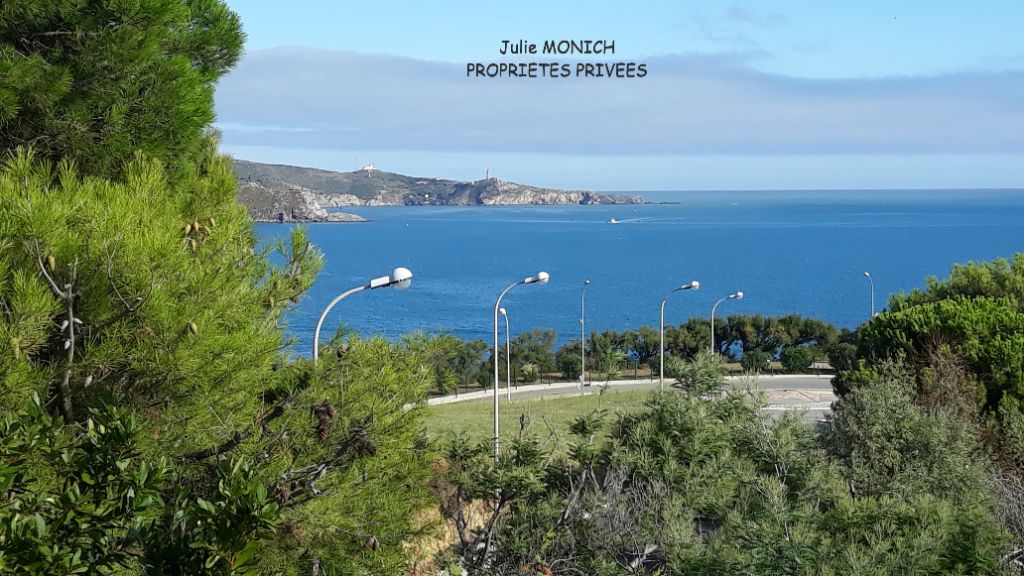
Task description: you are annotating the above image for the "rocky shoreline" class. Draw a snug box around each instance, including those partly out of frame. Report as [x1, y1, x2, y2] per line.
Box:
[237, 181, 368, 223]
[234, 159, 644, 223]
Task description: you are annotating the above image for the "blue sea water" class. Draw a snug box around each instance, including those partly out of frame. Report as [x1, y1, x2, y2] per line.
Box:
[255, 190, 1024, 356]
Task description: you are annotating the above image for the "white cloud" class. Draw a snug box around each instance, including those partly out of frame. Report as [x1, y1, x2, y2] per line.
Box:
[216, 46, 1024, 160]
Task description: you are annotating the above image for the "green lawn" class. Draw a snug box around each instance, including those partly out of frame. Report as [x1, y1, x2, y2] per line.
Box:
[424, 389, 653, 456]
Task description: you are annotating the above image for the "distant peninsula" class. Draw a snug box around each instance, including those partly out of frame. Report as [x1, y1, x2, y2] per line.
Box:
[234, 159, 644, 223]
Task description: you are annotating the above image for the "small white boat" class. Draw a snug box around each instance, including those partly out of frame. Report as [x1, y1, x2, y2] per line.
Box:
[609, 218, 618, 224]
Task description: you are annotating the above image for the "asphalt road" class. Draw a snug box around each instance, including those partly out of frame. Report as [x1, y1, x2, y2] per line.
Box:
[429, 374, 836, 421]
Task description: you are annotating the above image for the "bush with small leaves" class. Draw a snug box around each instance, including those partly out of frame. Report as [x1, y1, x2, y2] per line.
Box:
[779, 345, 816, 373]
[826, 342, 858, 373]
[555, 342, 582, 380]
[666, 349, 727, 395]
[435, 355, 1009, 575]
[741, 349, 771, 373]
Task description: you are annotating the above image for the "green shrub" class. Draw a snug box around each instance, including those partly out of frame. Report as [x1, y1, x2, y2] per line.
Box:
[741, 349, 771, 373]
[437, 354, 1009, 574]
[476, 369, 494, 390]
[520, 362, 540, 383]
[826, 362, 991, 505]
[999, 397, 1024, 471]
[665, 349, 727, 395]
[779, 345, 815, 373]
[826, 342, 858, 372]
[557, 348, 582, 380]
[859, 294, 1024, 412]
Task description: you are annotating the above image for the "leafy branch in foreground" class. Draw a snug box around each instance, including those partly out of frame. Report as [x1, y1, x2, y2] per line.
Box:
[435, 352, 1009, 575]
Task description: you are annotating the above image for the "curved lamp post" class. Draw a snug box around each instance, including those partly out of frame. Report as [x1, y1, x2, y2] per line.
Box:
[659, 281, 700, 389]
[710, 291, 743, 353]
[580, 279, 590, 390]
[493, 271, 549, 463]
[863, 271, 875, 318]
[499, 307, 511, 401]
[312, 267, 413, 366]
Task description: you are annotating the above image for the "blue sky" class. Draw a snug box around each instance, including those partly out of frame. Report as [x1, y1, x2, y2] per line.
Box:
[216, 1, 1024, 190]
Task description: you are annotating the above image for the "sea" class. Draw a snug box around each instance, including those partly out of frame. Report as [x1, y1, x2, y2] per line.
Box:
[255, 189, 1024, 356]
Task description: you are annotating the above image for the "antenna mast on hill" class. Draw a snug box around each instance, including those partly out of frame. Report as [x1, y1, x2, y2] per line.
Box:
[486, 168, 490, 180]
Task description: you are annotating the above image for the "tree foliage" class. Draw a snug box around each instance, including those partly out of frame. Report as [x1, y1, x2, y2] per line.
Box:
[892, 254, 1024, 311]
[403, 332, 487, 395]
[0, 0, 244, 178]
[253, 337, 437, 575]
[588, 329, 628, 380]
[826, 362, 992, 506]
[0, 396, 171, 574]
[741, 349, 771, 373]
[623, 325, 660, 366]
[0, 1, 440, 571]
[437, 353, 1009, 575]
[555, 341, 582, 380]
[666, 349, 727, 395]
[826, 341, 857, 373]
[509, 328, 557, 377]
[717, 313, 837, 357]
[0, 146, 319, 429]
[662, 317, 711, 360]
[662, 314, 837, 361]
[856, 257, 1024, 412]
[779, 345, 816, 373]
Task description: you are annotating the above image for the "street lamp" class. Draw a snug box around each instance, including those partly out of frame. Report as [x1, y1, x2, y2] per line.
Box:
[493, 271, 549, 463]
[659, 280, 700, 390]
[499, 307, 511, 401]
[710, 291, 743, 353]
[312, 267, 413, 366]
[580, 279, 590, 390]
[863, 271, 875, 318]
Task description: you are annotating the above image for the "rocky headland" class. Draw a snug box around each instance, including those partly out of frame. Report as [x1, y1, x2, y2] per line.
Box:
[236, 181, 367, 223]
[234, 159, 644, 223]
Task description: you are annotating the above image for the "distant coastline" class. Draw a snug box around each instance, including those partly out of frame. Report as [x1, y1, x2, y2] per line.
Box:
[234, 159, 644, 223]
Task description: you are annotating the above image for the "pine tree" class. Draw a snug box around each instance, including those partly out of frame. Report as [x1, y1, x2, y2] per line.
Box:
[1, 2, 439, 572]
[0, 0, 244, 178]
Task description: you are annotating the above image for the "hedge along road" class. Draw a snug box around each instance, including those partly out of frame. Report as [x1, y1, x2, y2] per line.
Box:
[426, 374, 837, 421]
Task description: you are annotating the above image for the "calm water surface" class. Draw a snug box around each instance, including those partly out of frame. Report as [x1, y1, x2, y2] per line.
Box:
[256, 190, 1024, 355]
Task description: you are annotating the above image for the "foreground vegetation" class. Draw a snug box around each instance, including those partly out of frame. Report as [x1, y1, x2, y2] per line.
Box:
[1, 3, 431, 573]
[3, 1, 1024, 574]
[434, 353, 1013, 575]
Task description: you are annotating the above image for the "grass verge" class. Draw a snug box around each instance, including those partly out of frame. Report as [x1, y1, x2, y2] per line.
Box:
[424, 388, 652, 456]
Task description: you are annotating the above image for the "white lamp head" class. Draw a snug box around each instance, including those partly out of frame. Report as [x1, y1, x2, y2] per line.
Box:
[863, 271, 871, 277]
[389, 267, 413, 290]
[499, 307, 507, 315]
[732, 291, 744, 300]
[525, 271, 550, 285]
[584, 279, 591, 286]
[685, 280, 700, 290]
[371, 267, 413, 290]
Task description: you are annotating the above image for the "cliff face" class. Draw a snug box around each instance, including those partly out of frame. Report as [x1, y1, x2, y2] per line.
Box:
[438, 179, 643, 206]
[236, 181, 367, 223]
[313, 193, 364, 207]
[234, 159, 644, 211]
